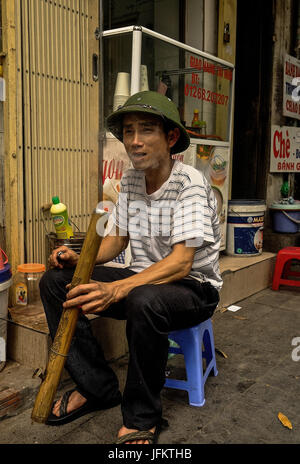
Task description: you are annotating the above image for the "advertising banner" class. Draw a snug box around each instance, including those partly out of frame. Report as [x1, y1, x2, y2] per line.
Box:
[270, 125, 300, 172]
[283, 54, 300, 120]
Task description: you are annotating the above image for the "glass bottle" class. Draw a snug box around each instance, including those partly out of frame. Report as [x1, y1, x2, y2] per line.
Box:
[12, 263, 45, 309]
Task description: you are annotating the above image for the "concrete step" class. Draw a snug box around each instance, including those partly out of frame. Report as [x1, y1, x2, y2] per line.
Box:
[4, 251, 276, 372]
[218, 251, 276, 307]
[6, 308, 127, 371]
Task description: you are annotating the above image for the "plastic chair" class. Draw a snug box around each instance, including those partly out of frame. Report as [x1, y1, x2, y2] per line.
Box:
[164, 318, 218, 407]
[272, 247, 300, 290]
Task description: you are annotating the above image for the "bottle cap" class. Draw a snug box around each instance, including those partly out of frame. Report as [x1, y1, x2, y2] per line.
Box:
[52, 196, 60, 204]
[194, 109, 199, 113]
[17, 263, 46, 273]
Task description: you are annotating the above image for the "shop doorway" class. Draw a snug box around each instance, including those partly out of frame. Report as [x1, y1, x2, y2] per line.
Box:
[231, 0, 274, 200]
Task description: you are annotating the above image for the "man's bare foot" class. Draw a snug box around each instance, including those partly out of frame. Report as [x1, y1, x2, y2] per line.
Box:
[52, 390, 87, 417]
[117, 425, 156, 444]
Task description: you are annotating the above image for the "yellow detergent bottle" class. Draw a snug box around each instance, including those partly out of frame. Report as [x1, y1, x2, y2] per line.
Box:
[50, 196, 74, 239]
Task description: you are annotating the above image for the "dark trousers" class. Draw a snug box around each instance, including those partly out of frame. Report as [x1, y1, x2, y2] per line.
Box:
[39, 265, 219, 430]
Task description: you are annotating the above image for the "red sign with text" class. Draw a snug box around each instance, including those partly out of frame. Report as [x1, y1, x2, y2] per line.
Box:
[270, 125, 300, 172]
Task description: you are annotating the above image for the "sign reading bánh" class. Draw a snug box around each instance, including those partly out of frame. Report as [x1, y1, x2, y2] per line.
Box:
[283, 54, 300, 120]
[270, 125, 300, 172]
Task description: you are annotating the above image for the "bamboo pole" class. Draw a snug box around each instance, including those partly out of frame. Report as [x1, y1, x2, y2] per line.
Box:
[31, 209, 106, 423]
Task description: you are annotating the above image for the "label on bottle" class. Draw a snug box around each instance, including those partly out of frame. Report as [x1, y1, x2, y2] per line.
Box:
[51, 211, 74, 239]
[15, 282, 28, 306]
[53, 215, 65, 226]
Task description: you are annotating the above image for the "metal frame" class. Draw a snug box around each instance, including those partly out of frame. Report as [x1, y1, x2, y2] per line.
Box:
[102, 25, 234, 67]
[101, 24, 235, 253]
[102, 25, 235, 147]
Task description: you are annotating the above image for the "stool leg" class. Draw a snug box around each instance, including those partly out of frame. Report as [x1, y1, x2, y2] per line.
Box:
[273, 254, 300, 289]
[181, 329, 205, 407]
[272, 255, 286, 290]
[203, 329, 212, 365]
[203, 328, 218, 377]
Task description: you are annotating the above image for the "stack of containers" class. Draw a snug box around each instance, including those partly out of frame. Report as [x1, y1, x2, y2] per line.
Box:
[0, 248, 12, 372]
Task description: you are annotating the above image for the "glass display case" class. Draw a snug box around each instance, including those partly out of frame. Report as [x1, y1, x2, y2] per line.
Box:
[102, 26, 235, 251]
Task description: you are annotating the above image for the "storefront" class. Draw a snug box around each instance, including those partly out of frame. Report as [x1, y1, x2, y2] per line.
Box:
[231, 0, 300, 252]
[0, 0, 237, 270]
[100, 1, 235, 256]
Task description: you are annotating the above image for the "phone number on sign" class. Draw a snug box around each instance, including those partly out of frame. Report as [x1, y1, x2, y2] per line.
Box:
[184, 83, 229, 106]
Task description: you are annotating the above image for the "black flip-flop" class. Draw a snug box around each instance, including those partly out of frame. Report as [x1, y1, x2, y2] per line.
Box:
[46, 388, 121, 426]
[115, 418, 169, 444]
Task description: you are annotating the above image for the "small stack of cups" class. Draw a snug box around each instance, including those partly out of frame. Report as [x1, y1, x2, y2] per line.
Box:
[113, 72, 130, 111]
[113, 65, 149, 111]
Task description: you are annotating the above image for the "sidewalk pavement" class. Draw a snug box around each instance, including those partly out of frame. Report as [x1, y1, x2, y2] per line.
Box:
[0, 286, 300, 447]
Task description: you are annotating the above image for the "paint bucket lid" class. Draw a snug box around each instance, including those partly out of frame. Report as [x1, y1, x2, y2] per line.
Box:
[0, 264, 12, 283]
[228, 199, 266, 213]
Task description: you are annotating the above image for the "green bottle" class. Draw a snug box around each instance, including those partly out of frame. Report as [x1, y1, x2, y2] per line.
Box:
[50, 196, 74, 239]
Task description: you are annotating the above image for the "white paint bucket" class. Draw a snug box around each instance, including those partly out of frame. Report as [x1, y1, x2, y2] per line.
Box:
[226, 200, 267, 256]
[0, 277, 12, 371]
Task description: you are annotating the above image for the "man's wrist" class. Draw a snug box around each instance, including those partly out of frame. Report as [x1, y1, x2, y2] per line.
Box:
[110, 279, 135, 302]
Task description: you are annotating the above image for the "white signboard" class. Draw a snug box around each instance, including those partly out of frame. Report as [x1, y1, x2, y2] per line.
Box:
[270, 125, 300, 172]
[283, 54, 300, 120]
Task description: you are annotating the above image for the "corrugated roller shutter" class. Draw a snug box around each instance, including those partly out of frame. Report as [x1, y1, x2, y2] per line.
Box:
[20, 0, 98, 264]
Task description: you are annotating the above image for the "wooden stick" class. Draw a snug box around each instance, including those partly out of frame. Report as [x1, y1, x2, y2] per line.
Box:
[31, 209, 107, 423]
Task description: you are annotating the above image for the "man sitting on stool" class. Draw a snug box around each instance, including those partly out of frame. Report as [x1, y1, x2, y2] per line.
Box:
[40, 90, 222, 444]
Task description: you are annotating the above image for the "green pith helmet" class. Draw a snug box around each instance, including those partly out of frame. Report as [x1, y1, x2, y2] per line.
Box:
[106, 90, 190, 154]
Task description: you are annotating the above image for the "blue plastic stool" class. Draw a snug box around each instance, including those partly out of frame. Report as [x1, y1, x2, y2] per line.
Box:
[164, 319, 218, 407]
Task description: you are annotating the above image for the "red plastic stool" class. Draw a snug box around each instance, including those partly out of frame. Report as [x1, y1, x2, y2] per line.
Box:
[272, 247, 300, 290]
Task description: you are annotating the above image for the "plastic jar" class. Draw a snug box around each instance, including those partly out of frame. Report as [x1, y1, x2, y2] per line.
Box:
[12, 263, 45, 308]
